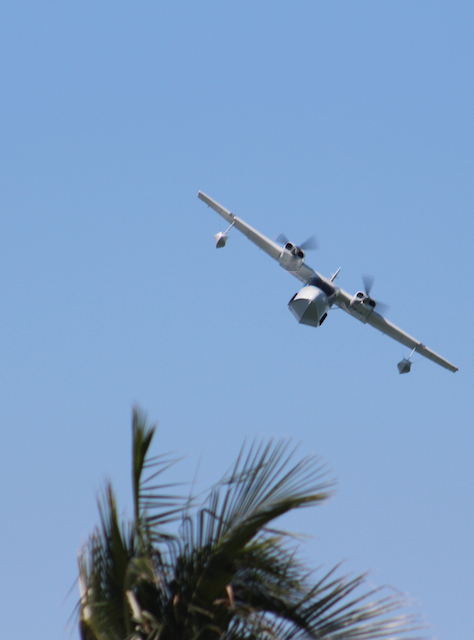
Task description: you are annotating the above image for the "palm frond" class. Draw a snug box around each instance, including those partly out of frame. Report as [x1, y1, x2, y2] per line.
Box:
[132, 406, 184, 538]
[78, 483, 136, 640]
[78, 408, 185, 640]
[191, 439, 332, 606]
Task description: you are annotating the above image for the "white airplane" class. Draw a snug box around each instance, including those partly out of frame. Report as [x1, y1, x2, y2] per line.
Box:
[198, 191, 458, 374]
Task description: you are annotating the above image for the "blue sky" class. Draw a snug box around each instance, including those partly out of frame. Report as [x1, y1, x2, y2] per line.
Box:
[0, 3, 472, 638]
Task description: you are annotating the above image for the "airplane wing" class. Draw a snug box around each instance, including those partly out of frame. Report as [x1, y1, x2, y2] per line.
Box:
[334, 289, 457, 372]
[198, 191, 317, 283]
[367, 311, 458, 372]
[198, 191, 282, 260]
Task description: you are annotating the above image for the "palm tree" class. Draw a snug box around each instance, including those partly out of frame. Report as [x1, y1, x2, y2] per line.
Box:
[78, 407, 420, 640]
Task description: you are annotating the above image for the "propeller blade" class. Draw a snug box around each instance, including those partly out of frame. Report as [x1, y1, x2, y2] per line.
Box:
[373, 300, 390, 317]
[362, 274, 374, 297]
[275, 232, 290, 246]
[299, 235, 319, 251]
[361, 274, 389, 316]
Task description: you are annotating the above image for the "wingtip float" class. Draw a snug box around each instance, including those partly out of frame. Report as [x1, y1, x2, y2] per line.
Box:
[198, 191, 458, 374]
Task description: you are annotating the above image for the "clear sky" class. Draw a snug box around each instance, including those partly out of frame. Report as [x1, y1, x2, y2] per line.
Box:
[0, 3, 472, 639]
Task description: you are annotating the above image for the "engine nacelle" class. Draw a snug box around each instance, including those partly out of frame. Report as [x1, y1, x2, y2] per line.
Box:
[278, 243, 305, 272]
[350, 291, 376, 309]
[288, 285, 330, 328]
[349, 291, 376, 322]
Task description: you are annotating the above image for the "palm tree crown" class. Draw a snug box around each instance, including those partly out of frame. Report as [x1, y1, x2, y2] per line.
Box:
[78, 408, 420, 640]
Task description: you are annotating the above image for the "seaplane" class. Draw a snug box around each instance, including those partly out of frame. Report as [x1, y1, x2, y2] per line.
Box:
[198, 191, 457, 374]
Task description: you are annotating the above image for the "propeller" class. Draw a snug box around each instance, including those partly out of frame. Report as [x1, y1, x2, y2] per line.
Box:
[300, 235, 319, 251]
[275, 232, 319, 251]
[362, 274, 375, 297]
[362, 274, 390, 316]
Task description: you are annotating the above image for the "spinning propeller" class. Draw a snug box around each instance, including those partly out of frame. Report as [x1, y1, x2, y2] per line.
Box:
[362, 274, 389, 316]
[275, 232, 319, 253]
